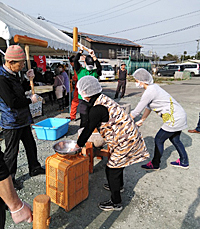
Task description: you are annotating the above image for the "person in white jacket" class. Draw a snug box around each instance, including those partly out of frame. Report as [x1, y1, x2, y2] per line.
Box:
[130, 68, 189, 170]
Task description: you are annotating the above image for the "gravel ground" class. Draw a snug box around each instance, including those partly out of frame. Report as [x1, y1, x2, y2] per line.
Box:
[3, 77, 200, 229]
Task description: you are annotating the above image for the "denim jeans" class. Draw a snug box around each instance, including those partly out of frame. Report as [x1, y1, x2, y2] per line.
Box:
[152, 128, 189, 167]
[195, 113, 200, 132]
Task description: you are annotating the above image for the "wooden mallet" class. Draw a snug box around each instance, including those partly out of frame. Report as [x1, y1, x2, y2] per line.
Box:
[14, 35, 48, 95]
[73, 27, 89, 52]
[33, 194, 51, 229]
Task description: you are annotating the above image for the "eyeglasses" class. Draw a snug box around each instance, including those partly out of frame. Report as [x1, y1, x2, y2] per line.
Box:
[10, 60, 25, 65]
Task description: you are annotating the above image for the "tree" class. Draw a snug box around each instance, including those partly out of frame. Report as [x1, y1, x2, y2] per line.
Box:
[196, 51, 200, 59]
[162, 53, 179, 62]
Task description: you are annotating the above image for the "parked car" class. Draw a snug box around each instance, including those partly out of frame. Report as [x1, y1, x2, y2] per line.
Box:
[182, 63, 200, 77]
[99, 63, 115, 81]
[46, 58, 71, 72]
[157, 64, 181, 76]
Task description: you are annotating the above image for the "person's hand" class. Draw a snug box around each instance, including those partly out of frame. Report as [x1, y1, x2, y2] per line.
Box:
[79, 44, 84, 52]
[11, 201, 33, 224]
[30, 94, 38, 104]
[135, 119, 144, 127]
[26, 69, 35, 80]
[88, 49, 95, 58]
[58, 141, 65, 150]
[70, 144, 81, 152]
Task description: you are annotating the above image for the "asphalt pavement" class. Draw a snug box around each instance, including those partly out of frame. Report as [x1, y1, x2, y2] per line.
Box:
[3, 77, 200, 229]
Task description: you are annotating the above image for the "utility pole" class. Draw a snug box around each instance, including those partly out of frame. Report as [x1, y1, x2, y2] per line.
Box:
[196, 39, 199, 59]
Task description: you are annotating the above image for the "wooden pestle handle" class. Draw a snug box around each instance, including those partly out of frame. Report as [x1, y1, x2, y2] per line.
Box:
[14, 35, 48, 95]
[24, 45, 35, 95]
[77, 44, 89, 52]
[33, 194, 51, 229]
[73, 27, 89, 52]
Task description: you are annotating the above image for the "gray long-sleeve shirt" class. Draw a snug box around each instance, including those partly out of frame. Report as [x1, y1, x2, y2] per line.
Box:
[131, 84, 187, 132]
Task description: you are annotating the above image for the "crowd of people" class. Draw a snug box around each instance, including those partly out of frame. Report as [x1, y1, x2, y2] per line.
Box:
[0, 44, 192, 228]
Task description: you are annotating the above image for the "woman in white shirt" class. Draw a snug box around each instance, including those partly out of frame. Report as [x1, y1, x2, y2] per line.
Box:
[131, 68, 189, 170]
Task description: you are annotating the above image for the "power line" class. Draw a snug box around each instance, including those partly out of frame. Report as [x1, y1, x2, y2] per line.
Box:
[45, 19, 73, 31]
[133, 23, 200, 41]
[66, 0, 136, 24]
[104, 9, 200, 35]
[37, 16, 73, 31]
[67, 0, 149, 25]
[77, 0, 161, 27]
[142, 40, 197, 46]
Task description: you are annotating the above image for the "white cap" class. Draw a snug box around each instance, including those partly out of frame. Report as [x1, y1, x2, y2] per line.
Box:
[133, 68, 154, 84]
[77, 75, 102, 97]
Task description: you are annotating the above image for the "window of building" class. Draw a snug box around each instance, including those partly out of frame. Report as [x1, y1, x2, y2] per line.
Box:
[109, 49, 115, 59]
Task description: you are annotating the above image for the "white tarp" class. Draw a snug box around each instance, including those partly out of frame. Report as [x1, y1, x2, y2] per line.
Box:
[0, 2, 73, 51]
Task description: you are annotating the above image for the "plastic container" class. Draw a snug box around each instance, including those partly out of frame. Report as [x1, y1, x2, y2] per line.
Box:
[32, 118, 70, 140]
[46, 153, 89, 211]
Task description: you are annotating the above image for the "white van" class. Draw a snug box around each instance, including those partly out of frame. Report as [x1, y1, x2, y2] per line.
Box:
[99, 63, 115, 81]
[46, 58, 70, 72]
[181, 62, 200, 77]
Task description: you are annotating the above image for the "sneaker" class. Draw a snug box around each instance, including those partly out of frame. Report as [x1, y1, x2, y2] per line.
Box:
[141, 161, 160, 170]
[98, 199, 123, 211]
[12, 178, 23, 190]
[103, 184, 124, 193]
[65, 116, 73, 120]
[170, 158, 189, 169]
[29, 167, 45, 177]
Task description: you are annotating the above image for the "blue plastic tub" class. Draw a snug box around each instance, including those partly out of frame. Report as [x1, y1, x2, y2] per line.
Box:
[32, 118, 70, 140]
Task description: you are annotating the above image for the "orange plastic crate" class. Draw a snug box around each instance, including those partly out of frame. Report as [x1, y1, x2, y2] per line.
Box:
[46, 153, 89, 212]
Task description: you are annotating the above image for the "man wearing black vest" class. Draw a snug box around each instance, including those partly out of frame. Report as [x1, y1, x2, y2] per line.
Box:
[114, 63, 127, 99]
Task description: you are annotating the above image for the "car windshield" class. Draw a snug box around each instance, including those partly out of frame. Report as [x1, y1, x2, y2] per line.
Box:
[102, 65, 113, 71]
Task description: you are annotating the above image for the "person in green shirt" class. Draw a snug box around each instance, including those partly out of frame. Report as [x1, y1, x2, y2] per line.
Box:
[74, 46, 102, 127]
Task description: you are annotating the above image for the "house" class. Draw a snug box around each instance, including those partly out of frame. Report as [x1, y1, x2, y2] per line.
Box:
[63, 31, 142, 60]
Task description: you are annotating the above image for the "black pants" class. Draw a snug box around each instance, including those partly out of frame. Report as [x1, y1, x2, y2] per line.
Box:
[0, 197, 6, 229]
[65, 93, 69, 107]
[3, 126, 41, 177]
[79, 99, 89, 128]
[57, 98, 64, 110]
[115, 80, 126, 98]
[106, 166, 124, 204]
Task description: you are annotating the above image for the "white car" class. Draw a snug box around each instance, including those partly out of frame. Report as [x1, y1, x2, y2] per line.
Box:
[182, 62, 200, 77]
[99, 63, 115, 81]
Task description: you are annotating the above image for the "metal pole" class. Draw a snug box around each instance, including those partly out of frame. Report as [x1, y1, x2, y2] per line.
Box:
[0, 49, 5, 55]
[6, 40, 10, 48]
[68, 66, 71, 113]
[196, 39, 199, 59]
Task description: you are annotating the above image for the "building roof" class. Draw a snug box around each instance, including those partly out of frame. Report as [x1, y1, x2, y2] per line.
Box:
[151, 60, 176, 65]
[187, 59, 200, 63]
[79, 32, 142, 48]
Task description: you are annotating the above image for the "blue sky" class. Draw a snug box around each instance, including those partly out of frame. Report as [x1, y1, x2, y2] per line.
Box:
[1, 0, 200, 58]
